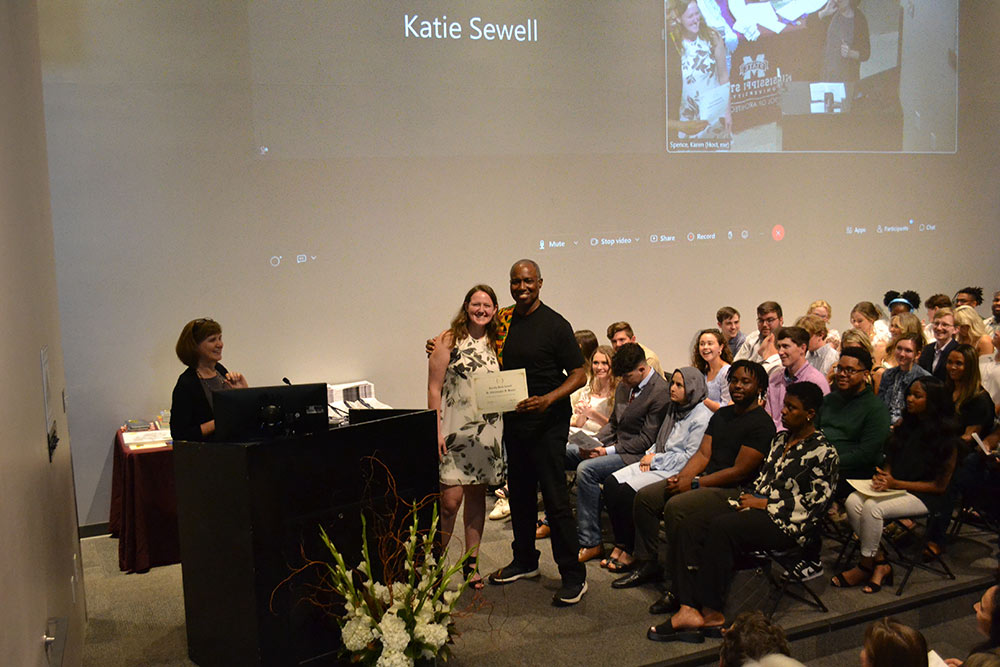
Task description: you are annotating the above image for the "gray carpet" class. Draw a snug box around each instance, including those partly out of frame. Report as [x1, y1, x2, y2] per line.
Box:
[81, 505, 998, 666]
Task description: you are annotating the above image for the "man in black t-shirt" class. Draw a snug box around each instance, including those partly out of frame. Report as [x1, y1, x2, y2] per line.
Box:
[487, 259, 589, 607]
[613, 361, 775, 600]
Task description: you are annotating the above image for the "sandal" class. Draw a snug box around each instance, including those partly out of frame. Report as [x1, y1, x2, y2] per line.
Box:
[831, 562, 873, 588]
[463, 561, 484, 590]
[607, 557, 634, 574]
[921, 542, 944, 561]
[862, 561, 893, 594]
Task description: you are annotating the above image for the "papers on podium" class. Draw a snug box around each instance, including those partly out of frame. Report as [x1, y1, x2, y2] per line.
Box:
[473, 369, 528, 414]
[122, 428, 172, 450]
[848, 478, 907, 499]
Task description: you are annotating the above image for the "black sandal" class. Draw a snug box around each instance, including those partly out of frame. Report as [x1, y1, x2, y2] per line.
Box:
[862, 561, 893, 594]
[831, 562, 873, 588]
[607, 558, 634, 574]
[463, 561, 484, 590]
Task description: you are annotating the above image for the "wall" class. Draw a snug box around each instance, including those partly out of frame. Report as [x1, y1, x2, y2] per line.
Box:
[0, 1, 85, 663]
[37, 1, 1000, 527]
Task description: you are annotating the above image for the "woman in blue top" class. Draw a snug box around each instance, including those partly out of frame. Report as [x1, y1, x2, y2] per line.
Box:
[601, 367, 712, 572]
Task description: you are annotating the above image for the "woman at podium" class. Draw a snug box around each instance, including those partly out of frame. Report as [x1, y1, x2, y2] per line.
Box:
[427, 285, 505, 588]
[170, 318, 248, 442]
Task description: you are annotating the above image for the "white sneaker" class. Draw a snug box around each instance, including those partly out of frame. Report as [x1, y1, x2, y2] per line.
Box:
[489, 498, 510, 520]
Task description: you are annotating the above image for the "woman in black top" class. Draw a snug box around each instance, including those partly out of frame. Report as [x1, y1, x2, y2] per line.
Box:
[834, 377, 959, 593]
[169, 318, 247, 442]
[947, 343, 995, 446]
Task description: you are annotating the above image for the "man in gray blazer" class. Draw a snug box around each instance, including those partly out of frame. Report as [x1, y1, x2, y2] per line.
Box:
[566, 342, 670, 562]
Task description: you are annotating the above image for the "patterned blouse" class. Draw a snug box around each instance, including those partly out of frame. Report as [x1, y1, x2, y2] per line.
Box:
[495, 305, 514, 367]
[729, 430, 839, 546]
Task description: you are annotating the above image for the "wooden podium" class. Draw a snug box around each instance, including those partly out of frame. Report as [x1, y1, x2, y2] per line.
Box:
[173, 409, 438, 666]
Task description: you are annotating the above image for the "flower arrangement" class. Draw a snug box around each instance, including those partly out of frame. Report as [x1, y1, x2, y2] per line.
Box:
[320, 504, 474, 666]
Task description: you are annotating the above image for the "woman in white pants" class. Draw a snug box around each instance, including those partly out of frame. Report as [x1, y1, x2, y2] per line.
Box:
[832, 377, 959, 593]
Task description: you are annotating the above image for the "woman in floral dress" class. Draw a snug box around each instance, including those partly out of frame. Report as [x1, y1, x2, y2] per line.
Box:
[427, 284, 504, 588]
[667, 0, 731, 140]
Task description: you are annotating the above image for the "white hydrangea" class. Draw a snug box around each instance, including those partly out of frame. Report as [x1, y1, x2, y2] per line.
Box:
[414, 621, 449, 651]
[377, 612, 411, 652]
[373, 582, 391, 604]
[391, 581, 410, 599]
[415, 606, 433, 625]
[375, 648, 413, 667]
[341, 616, 374, 652]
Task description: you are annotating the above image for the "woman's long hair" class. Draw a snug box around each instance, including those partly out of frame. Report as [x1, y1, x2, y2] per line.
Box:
[587, 345, 618, 411]
[888, 377, 958, 472]
[691, 328, 734, 374]
[947, 343, 983, 411]
[448, 284, 500, 351]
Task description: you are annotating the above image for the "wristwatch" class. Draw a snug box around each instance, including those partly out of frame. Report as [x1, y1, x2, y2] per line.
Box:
[690, 476, 701, 489]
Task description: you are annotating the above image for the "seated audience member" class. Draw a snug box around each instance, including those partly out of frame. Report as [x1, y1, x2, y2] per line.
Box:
[717, 611, 792, 667]
[944, 585, 1000, 665]
[919, 307, 958, 380]
[602, 367, 711, 572]
[964, 651, 1000, 667]
[860, 617, 929, 667]
[947, 343, 996, 445]
[735, 302, 784, 375]
[797, 314, 838, 375]
[884, 311, 924, 367]
[981, 329, 1000, 411]
[956, 305, 996, 357]
[717, 306, 746, 358]
[878, 333, 931, 424]
[950, 429, 1000, 556]
[923, 293, 953, 343]
[764, 326, 830, 430]
[570, 345, 617, 433]
[828, 328, 875, 386]
[566, 342, 669, 563]
[607, 321, 664, 377]
[883, 290, 921, 317]
[693, 328, 733, 412]
[574, 329, 599, 368]
[819, 347, 890, 500]
[850, 301, 890, 367]
[986, 290, 1000, 335]
[648, 382, 837, 641]
[808, 299, 841, 349]
[614, 361, 775, 591]
[955, 286, 985, 310]
[833, 377, 958, 593]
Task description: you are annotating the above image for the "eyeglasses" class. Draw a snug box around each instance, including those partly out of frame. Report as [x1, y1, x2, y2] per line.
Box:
[757, 316, 780, 325]
[834, 365, 867, 377]
[191, 318, 216, 337]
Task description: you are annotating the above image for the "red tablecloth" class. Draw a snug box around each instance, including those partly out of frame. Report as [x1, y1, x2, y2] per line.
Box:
[108, 431, 180, 573]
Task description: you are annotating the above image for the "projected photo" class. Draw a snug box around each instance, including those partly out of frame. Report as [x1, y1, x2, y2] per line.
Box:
[665, 0, 959, 153]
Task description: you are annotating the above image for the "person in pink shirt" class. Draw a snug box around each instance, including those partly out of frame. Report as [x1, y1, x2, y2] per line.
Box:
[765, 327, 831, 430]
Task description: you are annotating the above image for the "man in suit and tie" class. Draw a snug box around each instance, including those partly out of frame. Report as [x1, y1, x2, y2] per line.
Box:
[566, 342, 670, 563]
[918, 307, 958, 380]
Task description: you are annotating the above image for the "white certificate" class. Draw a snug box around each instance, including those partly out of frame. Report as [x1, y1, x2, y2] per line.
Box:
[473, 369, 528, 414]
[700, 83, 730, 124]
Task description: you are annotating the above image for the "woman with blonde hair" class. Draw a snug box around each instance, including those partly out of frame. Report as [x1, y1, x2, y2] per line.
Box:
[571, 345, 617, 433]
[428, 284, 505, 588]
[955, 305, 996, 357]
[808, 299, 840, 348]
[883, 312, 923, 369]
[666, 0, 731, 140]
[851, 302, 890, 367]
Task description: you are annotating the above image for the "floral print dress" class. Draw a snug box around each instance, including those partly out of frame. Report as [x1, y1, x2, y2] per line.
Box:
[679, 35, 724, 139]
[439, 334, 504, 486]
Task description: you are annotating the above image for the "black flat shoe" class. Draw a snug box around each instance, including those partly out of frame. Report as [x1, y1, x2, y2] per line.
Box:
[702, 624, 726, 639]
[612, 562, 661, 589]
[648, 591, 680, 615]
[606, 557, 634, 574]
[646, 618, 705, 643]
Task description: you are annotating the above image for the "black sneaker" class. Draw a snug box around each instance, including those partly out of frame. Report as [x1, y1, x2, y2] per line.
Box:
[781, 557, 824, 582]
[488, 561, 540, 585]
[552, 580, 588, 606]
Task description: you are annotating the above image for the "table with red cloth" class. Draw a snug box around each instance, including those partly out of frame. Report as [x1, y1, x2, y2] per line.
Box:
[108, 430, 180, 573]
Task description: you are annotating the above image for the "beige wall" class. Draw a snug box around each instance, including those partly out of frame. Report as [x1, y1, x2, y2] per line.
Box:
[0, 1, 85, 664]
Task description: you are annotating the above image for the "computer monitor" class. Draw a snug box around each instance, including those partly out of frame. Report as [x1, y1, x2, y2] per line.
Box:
[213, 383, 328, 442]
